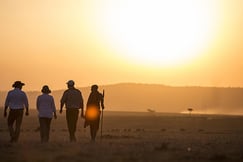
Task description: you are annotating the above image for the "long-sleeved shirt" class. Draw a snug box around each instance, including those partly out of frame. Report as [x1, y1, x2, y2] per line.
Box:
[60, 87, 83, 109]
[37, 94, 56, 118]
[4, 88, 29, 109]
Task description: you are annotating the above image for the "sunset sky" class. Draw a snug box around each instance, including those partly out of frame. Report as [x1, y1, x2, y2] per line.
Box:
[0, 0, 243, 91]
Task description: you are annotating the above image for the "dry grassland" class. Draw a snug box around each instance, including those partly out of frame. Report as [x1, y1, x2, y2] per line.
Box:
[0, 110, 243, 162]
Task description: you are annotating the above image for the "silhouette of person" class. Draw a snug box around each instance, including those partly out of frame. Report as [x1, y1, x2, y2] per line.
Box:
[60, 80, 83, 142]
[4, 81, 29, 143]
[36, 85, 57, 143]
[84, 84, 104, 141]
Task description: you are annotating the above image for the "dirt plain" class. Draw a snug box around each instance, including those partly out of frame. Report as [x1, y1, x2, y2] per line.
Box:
[0, 110, 243, 162]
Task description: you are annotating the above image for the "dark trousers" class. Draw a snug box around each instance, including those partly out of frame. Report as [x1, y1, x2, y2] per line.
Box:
[7, 109, 24, 142]
[90, 123, 98, 141]
[90, 113, 100, 141]
[66, 109, 79, 142]
[39, 117, 52, 143]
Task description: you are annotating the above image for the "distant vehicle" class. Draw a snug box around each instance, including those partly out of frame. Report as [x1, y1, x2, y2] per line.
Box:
[147, 109, 156, 113]
[187, 107, 193, 116]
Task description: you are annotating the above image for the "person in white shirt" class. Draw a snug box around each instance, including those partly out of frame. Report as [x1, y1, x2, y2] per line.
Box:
[4, 81, 29, 143]
[37, 85, 57, 143]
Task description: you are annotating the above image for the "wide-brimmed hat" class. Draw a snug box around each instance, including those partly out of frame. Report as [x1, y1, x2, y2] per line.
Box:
[66, 80, 75, 86]
[41, 85, 51, 94]
[12, 81, 25, 88]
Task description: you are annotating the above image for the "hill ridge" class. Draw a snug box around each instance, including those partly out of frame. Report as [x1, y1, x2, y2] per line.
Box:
[1, 83, 243, 115]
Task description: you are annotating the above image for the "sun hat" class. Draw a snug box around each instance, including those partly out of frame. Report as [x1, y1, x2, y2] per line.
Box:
[12, 81, 25, 88]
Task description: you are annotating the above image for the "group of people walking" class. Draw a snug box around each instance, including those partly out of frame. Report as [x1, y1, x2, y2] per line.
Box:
[3, 80, 104, 143]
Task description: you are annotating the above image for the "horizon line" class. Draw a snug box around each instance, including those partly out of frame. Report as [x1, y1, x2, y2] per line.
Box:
[1, 82, 243, 92]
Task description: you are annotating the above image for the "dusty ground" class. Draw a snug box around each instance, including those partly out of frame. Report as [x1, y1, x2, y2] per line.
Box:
[0, 110, 243, 162]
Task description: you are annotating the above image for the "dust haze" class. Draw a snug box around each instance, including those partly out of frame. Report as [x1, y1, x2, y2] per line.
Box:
[1, 83, 243, 115]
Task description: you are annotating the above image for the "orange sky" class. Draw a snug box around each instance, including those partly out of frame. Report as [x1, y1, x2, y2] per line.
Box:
[0, 0, 243, 91]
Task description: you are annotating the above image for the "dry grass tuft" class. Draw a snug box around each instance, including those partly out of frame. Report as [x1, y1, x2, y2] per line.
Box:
[154, 142, 169, 151]
[210, 153, 228, 161]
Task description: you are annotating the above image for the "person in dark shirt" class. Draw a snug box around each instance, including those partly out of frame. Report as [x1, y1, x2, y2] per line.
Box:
[84, 84, 104, 141]
[60, 80, 83, 142]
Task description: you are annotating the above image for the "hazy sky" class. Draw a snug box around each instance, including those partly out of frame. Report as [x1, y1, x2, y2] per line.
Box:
[0, 0, 243, 91]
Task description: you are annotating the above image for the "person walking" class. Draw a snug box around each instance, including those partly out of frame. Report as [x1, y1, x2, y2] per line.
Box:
[60, 80, 83, 142]
[84, 84, 104, 142]
[4, 81, 29, 143]
[36, 85, 57, 143]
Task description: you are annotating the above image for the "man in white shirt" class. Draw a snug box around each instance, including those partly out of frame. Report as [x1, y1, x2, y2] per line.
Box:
[4, 81, 29, 143]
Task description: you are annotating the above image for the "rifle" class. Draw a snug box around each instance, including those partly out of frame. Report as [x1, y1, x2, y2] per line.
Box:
[100, 89, 104, 140]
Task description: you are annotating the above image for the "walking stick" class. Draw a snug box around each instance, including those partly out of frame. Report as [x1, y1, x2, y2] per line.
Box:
[100, 90, 104, 140]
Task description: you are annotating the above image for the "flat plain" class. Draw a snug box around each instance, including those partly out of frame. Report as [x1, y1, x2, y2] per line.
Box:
[0, 110, 243, 162]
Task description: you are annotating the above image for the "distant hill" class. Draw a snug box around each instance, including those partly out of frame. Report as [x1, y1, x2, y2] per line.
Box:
[1, 83, 243, 115]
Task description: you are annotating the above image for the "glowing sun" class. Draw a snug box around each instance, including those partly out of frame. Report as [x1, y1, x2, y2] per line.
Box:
[95, 0, 219, 67]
